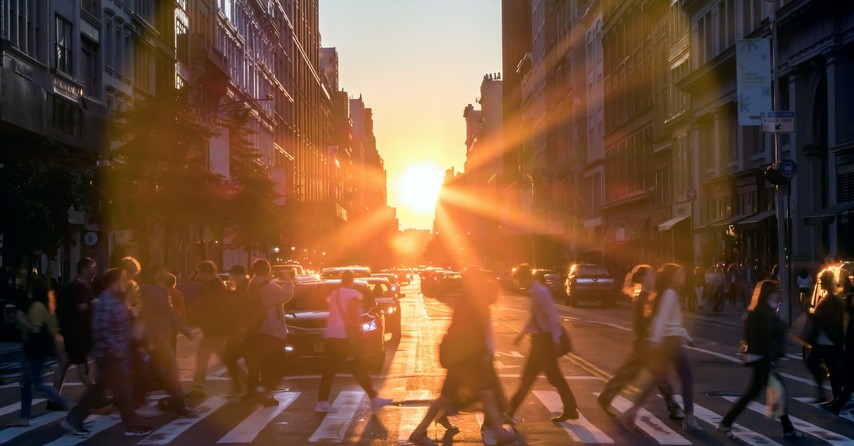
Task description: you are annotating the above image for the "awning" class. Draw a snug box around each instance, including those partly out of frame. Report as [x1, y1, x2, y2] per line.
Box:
[737, 209, 777, 227]
[657, 214, 691, 232]
[701, 213, 752, 230]
[804, 200, 854, 225]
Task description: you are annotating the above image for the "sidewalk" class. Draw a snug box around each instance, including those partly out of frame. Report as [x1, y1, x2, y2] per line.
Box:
[682, 301, 806, 329]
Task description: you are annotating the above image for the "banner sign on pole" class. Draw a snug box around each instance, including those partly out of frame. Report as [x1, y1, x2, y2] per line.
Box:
[736, 39, 772, 126]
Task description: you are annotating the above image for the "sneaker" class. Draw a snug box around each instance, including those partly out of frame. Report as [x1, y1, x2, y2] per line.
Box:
[61, 419, 90, 437]
[241, 391, 263, 402]
[682, 414, 703, 432]
[481, 427, 497, 446]
[124, 425, 154, 437]
[717, 424, 736, 439]
[551, 407, 579, 422]
[597, 396, 616, 417]
[371, 396, 393, 411]
[668, 406, 686, 420]
[783, 429, 805, 439]
[315, 401, 338, 413]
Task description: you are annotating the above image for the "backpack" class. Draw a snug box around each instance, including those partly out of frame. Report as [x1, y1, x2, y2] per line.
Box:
[242, 279, 270, 333]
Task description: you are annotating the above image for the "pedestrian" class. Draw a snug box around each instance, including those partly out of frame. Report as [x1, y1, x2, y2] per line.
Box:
[139, 265, 195, 416]
[598, 265, 683, 420]
[243, 259, 294, 405]
[164, 272, 186, 353]
[187, 261, 235, 399]
[316, 270, 393, 413]
[222, 264, 250, 396]
[63, 268, 153, 437]
[408, 268, 518, 446]
[52, 257, 97, 406]
[718, 280, 804, 439]
[796, 268, 813, 312]
[618, 263, 703, 432]
[805, 269, 844, 404]
[692, 265, 705, 311]
[119, 256, 148, 406]
[507, 263, 578, 423]
[10, 279, 72, 427]
[822, 273, 854, 415]
[708, 264, 726, 314]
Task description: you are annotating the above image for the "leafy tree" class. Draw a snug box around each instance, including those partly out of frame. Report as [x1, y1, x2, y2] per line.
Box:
[0, 140, 98, 273]
[105, 89, 223, 265]
[218, 109, 283, 254]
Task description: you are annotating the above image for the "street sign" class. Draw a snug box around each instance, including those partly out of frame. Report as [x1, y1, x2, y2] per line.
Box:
[780, 159, 797, 179]
[761, 111, 795, 133]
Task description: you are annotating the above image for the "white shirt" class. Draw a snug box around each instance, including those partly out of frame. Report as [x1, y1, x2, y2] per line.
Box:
[324, 287, 362, 339]
[649, 288, 692, 344]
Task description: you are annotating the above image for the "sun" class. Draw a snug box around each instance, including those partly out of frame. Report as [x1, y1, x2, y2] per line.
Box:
[397, 164, 444, 213]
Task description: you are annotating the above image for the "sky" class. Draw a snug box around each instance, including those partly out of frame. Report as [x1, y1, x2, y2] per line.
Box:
[319, 0, 502, 230]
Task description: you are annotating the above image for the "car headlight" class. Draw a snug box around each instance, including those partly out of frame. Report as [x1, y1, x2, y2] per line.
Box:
[385, 306, 396, 314]
[362, 319, 378, 332]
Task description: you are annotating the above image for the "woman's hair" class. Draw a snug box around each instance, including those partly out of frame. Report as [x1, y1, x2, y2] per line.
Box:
[120, 256, 142, 276]
[340, 270, 354, 286]
[622, 264, 652, 298]
[648, 263, 683, 316]
[30, 278, 51, 307]
[748, 280, 780, 311]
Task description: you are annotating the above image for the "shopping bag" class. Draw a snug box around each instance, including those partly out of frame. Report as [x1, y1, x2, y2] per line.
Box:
[766, 373, 785, 419]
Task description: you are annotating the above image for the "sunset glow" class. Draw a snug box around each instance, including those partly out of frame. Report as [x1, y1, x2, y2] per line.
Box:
[396, 164, 444, 214]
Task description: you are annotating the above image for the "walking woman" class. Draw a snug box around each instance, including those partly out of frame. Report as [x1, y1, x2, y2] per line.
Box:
[806, 270, 844, 403]
[619, 264, 702, 432]
[408, 268, 518, 446]
[822, 274, 854, 416]
[11, 279, 72, 427]
[718, 281, 804, 439]
[315, 270, 392, 413]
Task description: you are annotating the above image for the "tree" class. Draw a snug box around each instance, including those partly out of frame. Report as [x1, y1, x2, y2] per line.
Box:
[105, 89, 223, 265]
[0, 140, 98, 275]
[218, 109, 283, 254]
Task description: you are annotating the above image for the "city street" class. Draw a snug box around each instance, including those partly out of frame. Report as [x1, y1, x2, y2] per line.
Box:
[0, 277, 852, 445]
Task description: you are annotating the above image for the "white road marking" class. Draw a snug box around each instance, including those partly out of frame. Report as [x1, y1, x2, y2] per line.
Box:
[723, 397, 854, 445]
[0, 411, 66, 443]
[533, 390, 614, 444]
[44, 414, 121, 446]
[672, 395, 781, 446]
[396, 390, 431, 444]
[0, 398, 44, 416]
[137, 395, 228, 445]
[218, 392, 300, 443]
[602, 394, 690, 444]
[309, 390, 364, 443]
[794, 397, 854, 423]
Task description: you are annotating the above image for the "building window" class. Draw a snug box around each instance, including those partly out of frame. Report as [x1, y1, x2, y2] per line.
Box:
[55, 16, 73, 74]
[51, 95, 79, 135]
[175, 7, 188, 64]
[81, 38, 100, 98]
[81, 0, 100, 16]
[4, 0, 45, 61]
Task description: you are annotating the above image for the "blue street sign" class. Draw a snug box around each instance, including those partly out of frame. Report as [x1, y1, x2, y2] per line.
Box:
[780, 159, 797, 179]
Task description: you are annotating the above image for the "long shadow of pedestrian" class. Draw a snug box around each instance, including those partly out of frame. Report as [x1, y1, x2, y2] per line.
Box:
[356, 413, 388, 444]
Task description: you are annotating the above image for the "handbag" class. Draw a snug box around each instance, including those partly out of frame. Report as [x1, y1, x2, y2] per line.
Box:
[766, 372, 785, 418]
[24, 324, 56, 359]
[556, 325, 573, 357]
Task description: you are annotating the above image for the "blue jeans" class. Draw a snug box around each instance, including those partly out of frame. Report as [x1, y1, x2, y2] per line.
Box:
[21, 357, 69, 419]
[67, 355, 138, 428]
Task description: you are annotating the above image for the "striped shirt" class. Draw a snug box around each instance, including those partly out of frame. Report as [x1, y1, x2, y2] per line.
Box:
[90, 290, 131, 359]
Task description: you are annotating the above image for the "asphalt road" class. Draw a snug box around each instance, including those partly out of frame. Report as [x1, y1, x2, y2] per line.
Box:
[0, 277, 851, 445]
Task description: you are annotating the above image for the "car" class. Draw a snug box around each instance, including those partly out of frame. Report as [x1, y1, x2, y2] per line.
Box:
[534, 268, 566, 298]
[361, 277, 403, 341]
[371, 273, 404, 297]
[283, 280, 385, 371]
[564, 263, 618, 307]
[419, 268, 451, 296]
[433, 271, 465, 298]
[319, 266, 372, 280]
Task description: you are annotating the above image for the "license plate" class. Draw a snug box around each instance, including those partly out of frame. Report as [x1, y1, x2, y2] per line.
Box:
[314, 341, 325, 353]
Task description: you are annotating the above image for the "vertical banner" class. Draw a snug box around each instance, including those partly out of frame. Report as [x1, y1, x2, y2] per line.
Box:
[736, 38, 772, 126]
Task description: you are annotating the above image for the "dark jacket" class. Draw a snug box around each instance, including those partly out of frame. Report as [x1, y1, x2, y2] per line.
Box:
[744, 306, 786, 360]
[813, 293, 845, 346]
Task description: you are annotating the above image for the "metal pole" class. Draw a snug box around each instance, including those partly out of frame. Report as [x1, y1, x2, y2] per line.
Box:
[770, 0, 791, 324]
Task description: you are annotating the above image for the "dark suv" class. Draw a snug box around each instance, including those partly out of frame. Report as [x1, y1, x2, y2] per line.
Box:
[283, 280, 385, 371]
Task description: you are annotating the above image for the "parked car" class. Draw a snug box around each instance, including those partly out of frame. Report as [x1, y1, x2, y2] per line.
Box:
[534, 268, 566, 298]
[372, 273, 404, 297]
[433, 271, 465, 298]
[319, 266, 372, 280]
[564, 263, 618, 307]
[283, 280, 385, 371]
[361, 276, 403, 341]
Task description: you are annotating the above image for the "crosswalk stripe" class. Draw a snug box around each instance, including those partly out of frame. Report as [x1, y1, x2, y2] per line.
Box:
[396, 390, 430, 444]
[217, 391, 300, 443]
[44, 414, 122, 446]
[0, 410, 66, 443]
[603, 394, 690, 444]
[137, 395, 229, 445]
[723, 397, 854, 445]
[671, 395, 781, 446]
[793, 397, 854, 423]
[309, 390, 365, 443]
[533, 390, 614, 444]
[0, 398, 45, 417]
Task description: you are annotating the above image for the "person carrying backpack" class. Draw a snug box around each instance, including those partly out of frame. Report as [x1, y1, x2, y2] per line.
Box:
[242, 259, 293, 406]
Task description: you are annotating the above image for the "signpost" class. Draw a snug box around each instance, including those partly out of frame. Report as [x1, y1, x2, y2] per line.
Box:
[761, 111, 795, 133]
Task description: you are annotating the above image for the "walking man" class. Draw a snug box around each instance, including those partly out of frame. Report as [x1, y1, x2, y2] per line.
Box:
[507, 264, 578, 422]
[64, 268, 153, 437]
[187, 261, 234, 399]
[53, 257, 97, 406]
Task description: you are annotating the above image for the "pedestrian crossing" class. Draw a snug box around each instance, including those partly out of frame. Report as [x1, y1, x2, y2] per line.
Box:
[1, 387, 850, 445]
